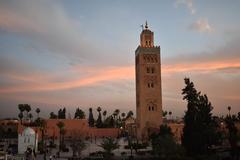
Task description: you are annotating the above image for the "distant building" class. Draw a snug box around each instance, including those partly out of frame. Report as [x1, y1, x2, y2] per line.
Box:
[124, 116, 137, 137]
[135, 22, 163, 139]
[0, 120, 18, 153]
[18, 119, 120, 141]
[18, 127, 38, 154]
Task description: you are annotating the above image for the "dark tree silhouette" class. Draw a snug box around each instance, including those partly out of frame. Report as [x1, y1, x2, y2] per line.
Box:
[121, 112, 126, 119]
[50, 112, 58, 119]
[99, 137, 119, 157]
[36, 108, 40, 118]
[168, 111, 172, 120]
[151, 124, 184, 158]
[96, 107, 103, 128]
[28, 113, 33, 122]
[227, 106, 231, 115]
[88, 108, 94, 127]
[225, 115, 240, 159]
[18, 112, 23, 124]
[162, 110, 168, 117]
[182, 78, 221, 155]
[103, 110, 107, 121]
[57, 121, 65, 151]
[25, 104, 31, 120]
[74, 108, 85, 119]
[58, 108, 66, 119]
[126, 110, 134, 118]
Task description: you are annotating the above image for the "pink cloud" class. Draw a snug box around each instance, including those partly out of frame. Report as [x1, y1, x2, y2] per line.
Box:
[1, 59, 240, 94]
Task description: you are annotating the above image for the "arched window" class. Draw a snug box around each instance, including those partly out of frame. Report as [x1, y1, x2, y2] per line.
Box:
[147, 67, 150, 73]
[151, 67, 155, 73]
[151, 83, 154, 88]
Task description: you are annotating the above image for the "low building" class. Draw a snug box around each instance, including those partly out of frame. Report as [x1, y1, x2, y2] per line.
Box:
[18, 127, 38, 154]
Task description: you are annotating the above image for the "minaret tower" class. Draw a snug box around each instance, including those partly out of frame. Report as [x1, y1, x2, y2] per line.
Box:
[135, 22, 162, 139]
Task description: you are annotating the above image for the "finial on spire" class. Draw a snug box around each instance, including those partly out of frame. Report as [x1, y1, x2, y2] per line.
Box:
[145, 21, 148, 29]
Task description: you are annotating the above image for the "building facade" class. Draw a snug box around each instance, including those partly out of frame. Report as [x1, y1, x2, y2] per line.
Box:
[135, 22, 163, 139]
[18, 127, 38, 154]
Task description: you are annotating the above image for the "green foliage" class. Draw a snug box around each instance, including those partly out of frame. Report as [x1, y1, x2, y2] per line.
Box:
[99, 137, 119, 156]
[74, 108, 85, 119]
[151, 124, 185, 159]
[70, 138, 86, 157]
[182, 78, 221, 155]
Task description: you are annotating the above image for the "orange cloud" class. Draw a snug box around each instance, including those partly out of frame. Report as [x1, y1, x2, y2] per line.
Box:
[1, 60, 240, 93]
[0, 66, 134, 93]
[162, 60, 240, 74]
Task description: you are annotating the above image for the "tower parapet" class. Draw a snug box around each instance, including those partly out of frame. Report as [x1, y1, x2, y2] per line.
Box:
[135, 22, 163, 140]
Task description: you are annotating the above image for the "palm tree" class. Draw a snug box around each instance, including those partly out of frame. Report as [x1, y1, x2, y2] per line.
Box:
[168, 111, 172, 120]
[18, 112, 23, 124]
[96, 107, 103, 128]
[39, 119, 47, 154]
[127, 111, 134, 118]
[113, 109, 120, 120]
[227, 106, 231, 115]
[103, 110, 107, 121]
[88, 108, 95, 127]
[162, 110, 168, 117]
[29, 113, 33, 122]
[57, 121, 65, 151]
[99, 137, 119, 158]
[36, 108, 40, 118]
[121, 112, 126, 120]
[97, 107, 102, 113]
[25, 104, 31, 120]
[18, 104, 25, 113]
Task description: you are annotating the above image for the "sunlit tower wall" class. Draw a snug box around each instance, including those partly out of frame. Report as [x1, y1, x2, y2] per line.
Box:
[135, 23, 163, 139]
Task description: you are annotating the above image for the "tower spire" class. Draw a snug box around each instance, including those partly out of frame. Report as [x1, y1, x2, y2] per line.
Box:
[145, 21, 148, 29]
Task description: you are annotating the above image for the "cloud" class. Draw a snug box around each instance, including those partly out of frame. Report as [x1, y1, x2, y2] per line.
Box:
[175, 0, 196, 15]
[0, 65, 134, 93]
[0, 0, 127, 66]
[189, 18, 214, 33]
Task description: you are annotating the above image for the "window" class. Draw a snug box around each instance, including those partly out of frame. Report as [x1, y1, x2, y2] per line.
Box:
[147, 67, 150, 73]
[151, 67, 155, 73]
[146, 41, 148, 46]
[152, 106, 154, 111]
[148, 106, 151, 111]
[151, 83, 154, 88]
[148, 83, 150, 88]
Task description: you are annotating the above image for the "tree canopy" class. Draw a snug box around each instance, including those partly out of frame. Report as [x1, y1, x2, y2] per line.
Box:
[182, 78, 221, 155]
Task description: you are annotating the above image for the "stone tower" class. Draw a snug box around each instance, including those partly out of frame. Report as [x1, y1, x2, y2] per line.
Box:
[135, 22, 162, 139]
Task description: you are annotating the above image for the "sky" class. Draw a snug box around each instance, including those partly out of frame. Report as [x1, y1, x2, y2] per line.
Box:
[0, 0, 240, 119]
